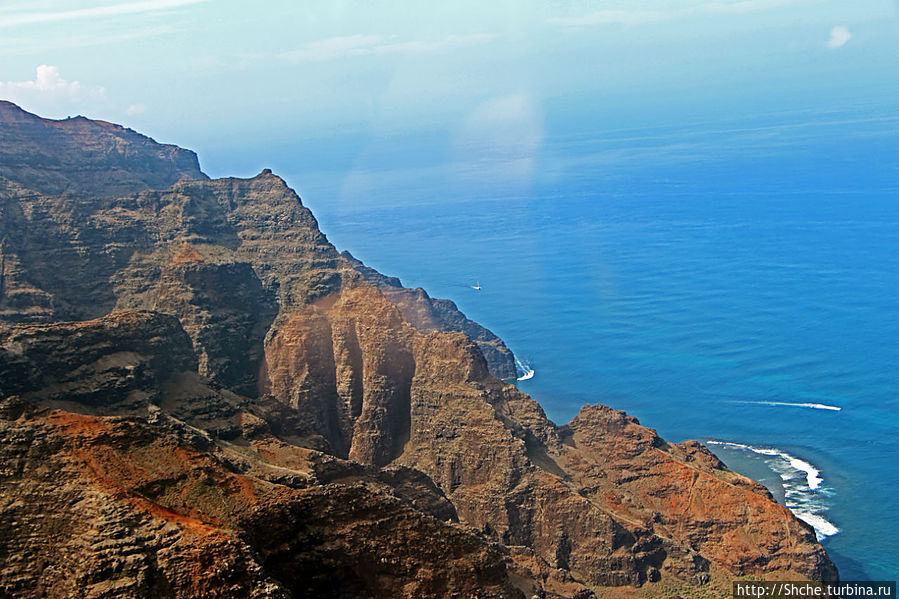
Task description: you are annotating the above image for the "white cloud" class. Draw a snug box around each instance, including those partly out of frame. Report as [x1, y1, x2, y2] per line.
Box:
[282, 33, 496, 63]
[281, 34, 384, 62]
[549, 9, 674, 27]
[373, 34, 497, 55]
[0, 65, 108, 117]
[0, 23, 183, 55]
[827, 25, 851, 49]
[0, 65, 107, 100]
[0, 0, 209, 28]
[0, 66, 156, 119]
[549, 0, 806, 27]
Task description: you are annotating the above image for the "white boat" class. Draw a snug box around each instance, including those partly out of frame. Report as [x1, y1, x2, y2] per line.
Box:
[472, 281, 481, 291]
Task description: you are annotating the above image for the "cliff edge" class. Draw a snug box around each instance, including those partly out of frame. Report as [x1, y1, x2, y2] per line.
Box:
[0, 102, 837, 598]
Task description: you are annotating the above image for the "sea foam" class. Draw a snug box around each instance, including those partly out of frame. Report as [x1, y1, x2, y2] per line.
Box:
[515, 358, 535, 381]
[705, 441, 838, 540]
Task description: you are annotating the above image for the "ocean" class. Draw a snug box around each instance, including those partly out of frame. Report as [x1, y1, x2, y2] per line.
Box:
[278, 103, 898, 580]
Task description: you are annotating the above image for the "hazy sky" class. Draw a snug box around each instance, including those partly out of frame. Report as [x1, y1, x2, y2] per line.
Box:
[1, 0, 897, 184]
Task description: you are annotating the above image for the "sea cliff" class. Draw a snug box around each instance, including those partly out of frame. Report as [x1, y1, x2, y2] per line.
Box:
[0, 102, 837, 598]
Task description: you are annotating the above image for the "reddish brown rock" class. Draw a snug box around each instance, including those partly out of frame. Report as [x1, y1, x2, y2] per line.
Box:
[0, 313, 529, 598]
[342, 249, 518, 379]
[0, 102, 838, 597]
[259, 283, 837, 587]
[560, 406, 836, 580]
[0, 398, 526, 599]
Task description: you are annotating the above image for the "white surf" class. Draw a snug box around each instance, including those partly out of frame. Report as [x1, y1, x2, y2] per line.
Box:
[705, 440, 839, 541]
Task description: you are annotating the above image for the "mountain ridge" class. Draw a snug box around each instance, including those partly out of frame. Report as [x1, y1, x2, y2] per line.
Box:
[0, 101, 837, 598]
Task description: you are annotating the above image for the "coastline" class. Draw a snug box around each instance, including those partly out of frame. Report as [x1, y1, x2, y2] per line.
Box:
[706, 440, 840, 541]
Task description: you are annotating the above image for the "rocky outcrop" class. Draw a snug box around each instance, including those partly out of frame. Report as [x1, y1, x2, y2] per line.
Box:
[0, 310, 196, 413]
[0, 140, 344, 391]
[558, 406, 837, 582]
[0, 100, 205, 198]
[0, 398, 524, 599]
[0, 102, 837, 597]
[342, 250, 517, 379]
[0, 312, 527, 598]
[261, 283, 837, 587]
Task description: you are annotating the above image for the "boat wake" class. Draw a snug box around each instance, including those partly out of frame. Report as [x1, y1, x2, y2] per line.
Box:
[515, 358, 535, 381]
[705, 441, 839, 541]
[732, 400, 841, 412]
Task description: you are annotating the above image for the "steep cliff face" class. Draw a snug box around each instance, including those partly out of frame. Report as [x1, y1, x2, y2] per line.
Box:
[261, 283, 836, 587]
[0, 312, 525, 599]
[342, 250, 517, 379]
[0, 100, 205, 198]
[0, 102, 837, 597]
[0, 399, 523, 599]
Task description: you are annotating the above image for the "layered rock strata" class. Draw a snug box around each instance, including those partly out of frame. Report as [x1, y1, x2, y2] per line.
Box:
[342, 250, 517, 379]
[0, 102, 837, 597]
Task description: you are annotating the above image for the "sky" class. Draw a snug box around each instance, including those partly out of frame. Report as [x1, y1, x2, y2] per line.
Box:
[1, 0, 897, 191]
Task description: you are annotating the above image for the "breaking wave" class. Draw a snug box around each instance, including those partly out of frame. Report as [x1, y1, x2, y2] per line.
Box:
[705, 441, 839, 541]
[515, 358, 535, 381]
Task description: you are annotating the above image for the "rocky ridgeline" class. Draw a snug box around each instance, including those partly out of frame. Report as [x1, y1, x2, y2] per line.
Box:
[0, 102, 837, 598]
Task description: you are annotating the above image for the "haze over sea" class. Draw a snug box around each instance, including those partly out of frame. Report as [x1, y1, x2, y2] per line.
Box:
[280, 102, 898, 581]
[4, 0, 895, 584]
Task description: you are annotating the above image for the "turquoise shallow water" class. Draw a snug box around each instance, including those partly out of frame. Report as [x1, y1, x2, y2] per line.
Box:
[274, 106, 898, 580]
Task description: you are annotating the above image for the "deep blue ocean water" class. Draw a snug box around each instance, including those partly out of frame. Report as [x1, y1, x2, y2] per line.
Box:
[283, 105, 898, 580]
